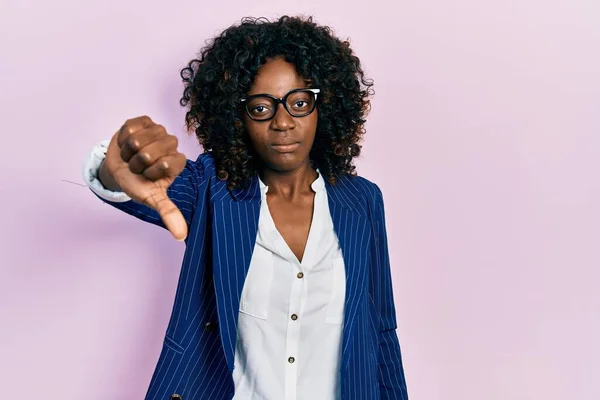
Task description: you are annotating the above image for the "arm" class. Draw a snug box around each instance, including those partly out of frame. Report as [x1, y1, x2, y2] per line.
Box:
[82, 140, 204, 231]
[371, 185, 409, 399]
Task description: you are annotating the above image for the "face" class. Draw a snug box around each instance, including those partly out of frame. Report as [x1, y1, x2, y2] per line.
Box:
[243, 57, 318, 173]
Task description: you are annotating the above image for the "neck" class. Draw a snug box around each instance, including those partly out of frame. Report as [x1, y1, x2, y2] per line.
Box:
[259, 162, 318, 199]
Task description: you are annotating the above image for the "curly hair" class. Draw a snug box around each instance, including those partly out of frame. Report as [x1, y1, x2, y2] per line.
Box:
[180, 15, 374, 190]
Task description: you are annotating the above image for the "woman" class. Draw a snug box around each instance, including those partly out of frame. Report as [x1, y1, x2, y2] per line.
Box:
[83, 15, 408, 400]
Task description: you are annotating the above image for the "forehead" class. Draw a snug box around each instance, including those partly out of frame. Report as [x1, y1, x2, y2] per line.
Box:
[248, 58, 307, 97]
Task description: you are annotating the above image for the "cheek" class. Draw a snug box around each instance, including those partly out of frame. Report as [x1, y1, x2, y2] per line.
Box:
[303, 113, 319, 141]
[244, 121, 269, 150]
[309, 109, 319, 130]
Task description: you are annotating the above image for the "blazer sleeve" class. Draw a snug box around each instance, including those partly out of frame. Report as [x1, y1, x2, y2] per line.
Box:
[371, 184, 409, 399]
[83, 140, 206, 231]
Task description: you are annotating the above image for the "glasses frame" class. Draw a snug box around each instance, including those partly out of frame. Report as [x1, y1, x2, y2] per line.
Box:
[240, 88, 321, 121]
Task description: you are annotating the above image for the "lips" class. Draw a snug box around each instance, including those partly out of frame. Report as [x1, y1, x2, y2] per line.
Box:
[271, 142, 300, 153]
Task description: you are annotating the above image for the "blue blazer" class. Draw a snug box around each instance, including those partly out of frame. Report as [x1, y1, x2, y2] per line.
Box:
[98, 153, 408, 400]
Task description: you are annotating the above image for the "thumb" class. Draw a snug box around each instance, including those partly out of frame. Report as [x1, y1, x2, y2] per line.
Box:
[147, 192, 188, 241]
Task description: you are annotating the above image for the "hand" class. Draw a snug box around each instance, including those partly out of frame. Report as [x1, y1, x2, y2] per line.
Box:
[102, 116, 188, 240]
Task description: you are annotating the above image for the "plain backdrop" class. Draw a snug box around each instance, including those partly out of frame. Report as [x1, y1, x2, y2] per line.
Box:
[1, 0, 599, 399]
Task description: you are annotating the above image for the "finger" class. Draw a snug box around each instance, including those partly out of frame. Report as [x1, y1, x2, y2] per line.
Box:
[160, 200, 188, 241]
[120, 124, 168, 163]
[126, 134, 177, 174]
[117, 116, 154, 148]
[142, 153, 187, 181]
[145, 191, 188, 241]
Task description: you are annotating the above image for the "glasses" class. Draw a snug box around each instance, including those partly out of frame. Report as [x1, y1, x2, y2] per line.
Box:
[240, 88, 320, 121]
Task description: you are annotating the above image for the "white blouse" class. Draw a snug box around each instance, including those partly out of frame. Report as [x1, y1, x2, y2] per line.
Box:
[232, 172, 346, 400]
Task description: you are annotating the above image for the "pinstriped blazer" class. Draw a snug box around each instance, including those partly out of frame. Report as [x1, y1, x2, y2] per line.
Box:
[97, 152, 408, 400]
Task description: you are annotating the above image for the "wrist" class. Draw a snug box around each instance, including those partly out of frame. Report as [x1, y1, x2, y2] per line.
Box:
[98, 159, 122, 192]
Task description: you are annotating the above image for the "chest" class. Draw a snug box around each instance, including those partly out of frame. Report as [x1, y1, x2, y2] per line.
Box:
[207, 186, 373, 371]
[266, 193, 315, 262]
[238, 190, 346, 324]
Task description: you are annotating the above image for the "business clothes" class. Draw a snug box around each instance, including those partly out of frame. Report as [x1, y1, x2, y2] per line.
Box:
[83, 142, 409, 400]
[230, 173, 346, 399]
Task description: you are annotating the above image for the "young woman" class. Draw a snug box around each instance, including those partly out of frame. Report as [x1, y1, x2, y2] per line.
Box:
[83, 15, 408, 400]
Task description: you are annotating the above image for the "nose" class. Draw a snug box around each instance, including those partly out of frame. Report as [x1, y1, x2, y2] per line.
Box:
[270, 103, 296, 131]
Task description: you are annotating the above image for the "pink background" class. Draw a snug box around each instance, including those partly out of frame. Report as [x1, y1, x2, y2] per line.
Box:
[1, 0, 599, 399]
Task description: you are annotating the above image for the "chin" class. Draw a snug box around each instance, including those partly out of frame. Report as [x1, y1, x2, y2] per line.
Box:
[265, 153, 308, 172]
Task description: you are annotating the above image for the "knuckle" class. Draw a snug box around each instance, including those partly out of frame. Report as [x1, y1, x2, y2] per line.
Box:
[123, 124, 136, 136]
[154, 124, 166, 136]
[126, 135, 140, 150]
[144, 166, 161, 180]
[136, 151, 152, 165]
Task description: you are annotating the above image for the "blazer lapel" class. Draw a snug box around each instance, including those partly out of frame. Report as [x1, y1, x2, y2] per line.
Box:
[325, 177, 372, 370]
[211, 176, 261, 372]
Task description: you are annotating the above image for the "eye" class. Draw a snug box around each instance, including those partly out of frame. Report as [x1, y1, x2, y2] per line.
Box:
[293, 100, 308, 108]
[249, 104, 273, 117]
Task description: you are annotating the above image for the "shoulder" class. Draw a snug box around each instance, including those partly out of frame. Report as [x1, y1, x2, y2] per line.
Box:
[194, 151, 217, 171]
[327, 173, 385, 219]
[335, 173, 384, 203]
[187, 151, 217, 180]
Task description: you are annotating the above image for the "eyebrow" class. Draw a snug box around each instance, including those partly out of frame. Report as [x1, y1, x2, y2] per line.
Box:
[245, 87, 311, 97]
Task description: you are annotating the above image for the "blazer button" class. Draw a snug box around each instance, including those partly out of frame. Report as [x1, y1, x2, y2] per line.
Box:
[170, 394, 182, 400]
[204, 321, 218, 332]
